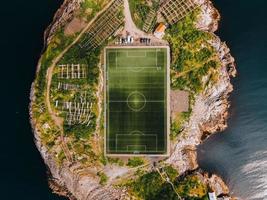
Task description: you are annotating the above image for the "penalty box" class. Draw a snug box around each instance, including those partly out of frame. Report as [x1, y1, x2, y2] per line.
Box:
[104, 46, 170, 156]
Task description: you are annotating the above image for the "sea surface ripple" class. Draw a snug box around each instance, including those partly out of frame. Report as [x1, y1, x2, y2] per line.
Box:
[198, 0, 267, 199]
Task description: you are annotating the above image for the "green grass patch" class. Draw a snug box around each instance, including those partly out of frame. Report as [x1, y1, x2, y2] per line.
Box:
[97, 171, 108, 185]
[127, 157, 145, 167]
[165, 10, 220, 94]
[129, 0, 160, 30]
[79, 0, 108, 21]
[175, 175, 208, 199]
[106, 48, 168, 155]
[126, 167, 209, 200]
[126, 165, 178, 199]
[171, 112, 190, 140]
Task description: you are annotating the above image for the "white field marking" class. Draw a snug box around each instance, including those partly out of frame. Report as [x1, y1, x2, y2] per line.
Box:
[107, 52, 110, 151]
[115, 134, 158, 153]
[114, 150, 166, 153]
[126, 50, 147, 58]
[109, 69, 163, 73]
[126, 91, 146, 112]
[129, 130, 144, 135]
[156, 50, 158, 68]
[127, 145, 147, 151]
[107, 51, 118, 70]
[130, 66, 144, 73]
[110, 85, 165, 87]
[155, 49, 164, 71]
[106, 47, 168, 154]
[109, 87, 165, 89]
[115, 133, 158, 138]
[108, 49, 160, 70]
[109, 100, 164, 102]
[116, 50, 118, 69]
[108, 81, 165, 85]
[111, 66, 160, 69]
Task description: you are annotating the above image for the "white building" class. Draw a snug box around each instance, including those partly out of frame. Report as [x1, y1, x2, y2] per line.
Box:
[154, 23, 167, 39]
[208, 192, 217, 200]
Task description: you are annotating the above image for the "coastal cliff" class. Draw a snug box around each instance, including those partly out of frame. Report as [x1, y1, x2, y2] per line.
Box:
[44, 0, 83, 43]
[167, 0, 236, 174]
[30, 0, 236, 199]
[166, 0, 236, 197]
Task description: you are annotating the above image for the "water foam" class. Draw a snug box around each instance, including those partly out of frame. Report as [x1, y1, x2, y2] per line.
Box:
[240, 150, 267, 199]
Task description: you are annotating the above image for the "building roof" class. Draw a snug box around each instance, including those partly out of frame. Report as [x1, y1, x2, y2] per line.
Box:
[155, 23, 166, 33]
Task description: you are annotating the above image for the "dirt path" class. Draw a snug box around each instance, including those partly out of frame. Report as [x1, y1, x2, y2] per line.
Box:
[45, 1, 116, 163]
[123, 0, 168, 45]
[174, 57, 215, 78]
[123, 0, 144, 37]
[155, 167, 182, 200]
[92, 62, 104, 155]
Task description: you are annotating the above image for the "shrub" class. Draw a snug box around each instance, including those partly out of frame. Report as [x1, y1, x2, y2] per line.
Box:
[127, 157, 144, 167]
[97, 172, 108, 185]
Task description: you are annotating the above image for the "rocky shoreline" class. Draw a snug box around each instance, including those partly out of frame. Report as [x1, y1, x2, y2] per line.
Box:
[30, 0, 237, 199]
[166, 0, 236, 197]
[44, 0, 83, 44]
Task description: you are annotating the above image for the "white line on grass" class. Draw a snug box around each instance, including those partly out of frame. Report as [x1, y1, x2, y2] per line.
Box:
[126, 50, 147, 57]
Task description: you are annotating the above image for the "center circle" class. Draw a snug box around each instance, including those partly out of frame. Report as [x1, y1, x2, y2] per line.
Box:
[127, 91, 146, 112]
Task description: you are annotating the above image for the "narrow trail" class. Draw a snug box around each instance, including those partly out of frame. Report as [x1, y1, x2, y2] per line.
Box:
[155, 167, 182, 200]
[123, 0, 145, 37]
[174, 57, 216, 78]
[92, 62, 104, 155]
[45, 1, 116, 162]
[174, 65, 204, 78]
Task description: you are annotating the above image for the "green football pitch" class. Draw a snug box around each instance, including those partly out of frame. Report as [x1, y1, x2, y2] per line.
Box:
[105, 47, 169, 155]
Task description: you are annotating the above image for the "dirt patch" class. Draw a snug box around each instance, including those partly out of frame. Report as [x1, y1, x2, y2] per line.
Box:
[64, 17, 86, 36]
[170, 90, 189, 118]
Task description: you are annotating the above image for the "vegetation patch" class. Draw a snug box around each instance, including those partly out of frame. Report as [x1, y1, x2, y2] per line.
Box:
[129, 0, 160, 30]
[127, 157, 145, 167]
[175, 175, 208, 199]
[31, 0, 110, 166]
[126, 166, 208, 200]
[171, 112, 191, 140]
[79, 0, 109, 21]
[108, 157, 124, 166]
[50, 46, 101, 139]
[97, 171, 108, 185]
[165, 11, 220, 94]
[125, 165, 178, 199]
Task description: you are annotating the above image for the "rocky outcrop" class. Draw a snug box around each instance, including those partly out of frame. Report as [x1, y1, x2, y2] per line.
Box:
[195, 171, 230, 196]
[166, 0, 236, 197]
[194, 0, 220, 32]
[44, 0, 83, 43]
[32, 122, 127, 200]
[208, 174, 230, 195]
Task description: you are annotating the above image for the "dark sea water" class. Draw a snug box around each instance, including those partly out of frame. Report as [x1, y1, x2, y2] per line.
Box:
[198, 0, 267, 199]
[1, 0, 266, 199]
[0, 0, 67, 199]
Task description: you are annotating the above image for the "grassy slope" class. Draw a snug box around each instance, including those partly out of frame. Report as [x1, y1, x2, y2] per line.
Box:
[31, 0, 109, 165]
[129, 0, 159, 31]
[125, 166, 209, 200]
[166, 10, 220, 94]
